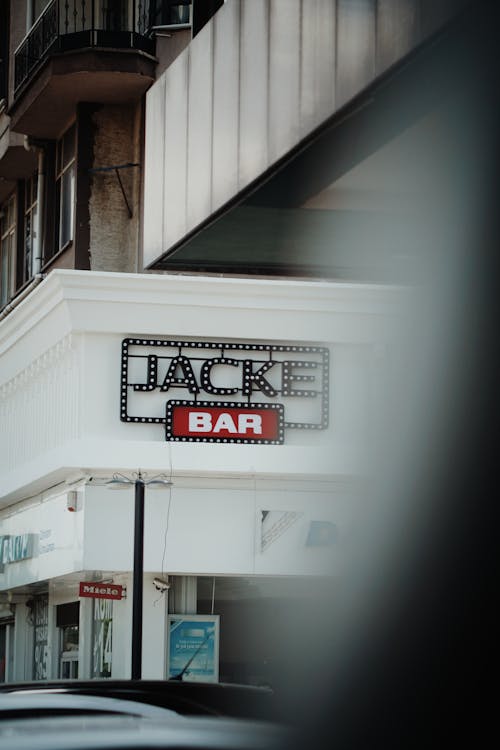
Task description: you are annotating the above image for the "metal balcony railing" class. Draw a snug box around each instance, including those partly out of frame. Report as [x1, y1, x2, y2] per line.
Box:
[14, 0, 158, 95]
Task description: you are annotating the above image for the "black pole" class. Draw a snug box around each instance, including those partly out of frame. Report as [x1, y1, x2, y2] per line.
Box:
[131, 478, 145, 680]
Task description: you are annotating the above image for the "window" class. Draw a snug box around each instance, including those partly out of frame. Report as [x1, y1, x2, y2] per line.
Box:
[0, 195, 16, 308]
[32, 594, 49, 681]
[54, 123, 76, 255]
[92, 598, 113, 678]
[0, 0, 9, 101]
[23, 172, 38, 285]
[56, 602, 79, 679]
[0, 619, 14, 683]
[148, 1, 192, 29]
[60, 625, 79, 678]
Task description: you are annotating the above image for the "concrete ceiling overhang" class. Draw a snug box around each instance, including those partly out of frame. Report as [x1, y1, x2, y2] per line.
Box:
[8, 49, 157, 139]
[0, 145, 38, 178]
[0, 179, 16, 203]
[0, 122, 38, 199]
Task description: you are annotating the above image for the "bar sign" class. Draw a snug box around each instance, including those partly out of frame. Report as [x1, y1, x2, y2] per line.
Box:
[166, 401, 285, 444]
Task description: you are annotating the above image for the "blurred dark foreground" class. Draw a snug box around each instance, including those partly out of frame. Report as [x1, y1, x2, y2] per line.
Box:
[275, 3, 499, 747]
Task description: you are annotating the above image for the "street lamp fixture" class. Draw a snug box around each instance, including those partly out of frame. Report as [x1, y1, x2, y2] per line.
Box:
[106, 470, 172, 679]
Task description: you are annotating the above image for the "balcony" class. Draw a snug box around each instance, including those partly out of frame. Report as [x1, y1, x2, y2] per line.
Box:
[14, 1, 156, 94]
[10, 1, 158, 137]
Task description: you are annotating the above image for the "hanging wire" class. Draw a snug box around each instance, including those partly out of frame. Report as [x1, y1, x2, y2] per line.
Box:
[211, 576, 216, 615]
[252, 467, 258, 558]
[160, 485, 172, 581]
[153, 590, 164, 607]
[155, 478, 172, 607]
[168, 439, 173, 483]
[155, 443, 175, 606]
[160, 441, 174, 580]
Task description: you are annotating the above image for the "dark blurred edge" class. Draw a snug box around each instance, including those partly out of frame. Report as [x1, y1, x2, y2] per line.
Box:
[283, 1, 500, 747]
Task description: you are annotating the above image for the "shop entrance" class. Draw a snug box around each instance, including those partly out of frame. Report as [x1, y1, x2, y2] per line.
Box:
[0, 617, 14, 682]
[196, 576, 334, 691]
[56, 602, 80, 679]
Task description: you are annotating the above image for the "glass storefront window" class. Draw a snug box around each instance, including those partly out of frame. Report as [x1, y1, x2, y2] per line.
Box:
[56, 601, 79, 679]
[92, 598, 113, 678]
[0, 622, 13, 682]
[32, 594, 49, 681]
[0, 626, 5, 681]
[61, 623, 79, 652]
[60, 624, 79, 678]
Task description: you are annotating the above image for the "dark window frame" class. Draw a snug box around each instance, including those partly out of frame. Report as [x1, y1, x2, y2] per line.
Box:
[0, 192, 17, 308]
[22, 171, 38, 285]
[54, 122, 76, 255]
[0, 0, 9, 101]
[147, 1, 192, 31]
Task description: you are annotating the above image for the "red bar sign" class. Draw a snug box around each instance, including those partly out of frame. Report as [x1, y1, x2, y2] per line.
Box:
[79, 582, 125, 600]
[166, 401, 284, 444]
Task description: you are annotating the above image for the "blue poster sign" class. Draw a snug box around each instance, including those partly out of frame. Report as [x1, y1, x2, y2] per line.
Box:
[167, 615, 219, 682]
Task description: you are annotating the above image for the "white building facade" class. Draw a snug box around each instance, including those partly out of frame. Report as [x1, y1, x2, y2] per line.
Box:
[0, 0, 467, 686]
[0, 269, 401, 683]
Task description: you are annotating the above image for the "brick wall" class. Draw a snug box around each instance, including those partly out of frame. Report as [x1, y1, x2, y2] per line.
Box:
[89, 103, 142, 273]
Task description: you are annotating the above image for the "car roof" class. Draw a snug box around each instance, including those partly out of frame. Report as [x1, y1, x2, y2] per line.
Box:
[0, 714, 286, 750]
[0, 692, 182, 720]
[0, 680, 279, 721]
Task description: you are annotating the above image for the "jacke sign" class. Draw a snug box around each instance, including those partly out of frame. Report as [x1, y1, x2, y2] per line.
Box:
[120, 338, 329, 444]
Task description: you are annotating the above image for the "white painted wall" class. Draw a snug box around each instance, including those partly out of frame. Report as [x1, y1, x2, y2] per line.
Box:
[1, 474, 355, 592]
[0, 271, 400, 506]
[0, 265, 390, 679]
[0, 268, 400, 684]
[0, 487, 84, 590]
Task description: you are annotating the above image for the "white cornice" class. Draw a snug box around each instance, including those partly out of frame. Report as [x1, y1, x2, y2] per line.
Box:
[0, 269, 403, 355]
[0, 269, 405, 389]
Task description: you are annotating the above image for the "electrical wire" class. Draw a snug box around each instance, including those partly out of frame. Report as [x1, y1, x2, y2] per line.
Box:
[160, 441, 174, 581]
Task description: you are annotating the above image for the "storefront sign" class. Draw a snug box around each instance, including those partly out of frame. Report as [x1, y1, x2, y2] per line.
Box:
[120, 338, 329, 443]
[166, 401, 284, 444]
[79, 582, 125, 600]
[167, 615, 219, 683]
[0, 534, 36, 565]
[38, 529, 55, 555]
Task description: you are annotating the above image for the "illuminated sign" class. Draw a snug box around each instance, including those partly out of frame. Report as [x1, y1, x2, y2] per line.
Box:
[166, 401, 284, 444]
[120, 338, 329, 443]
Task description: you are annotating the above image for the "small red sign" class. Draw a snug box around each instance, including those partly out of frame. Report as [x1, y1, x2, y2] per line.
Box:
[79, 582, 125, 600]
[166, 401, 284, 444]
